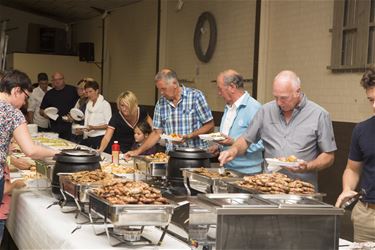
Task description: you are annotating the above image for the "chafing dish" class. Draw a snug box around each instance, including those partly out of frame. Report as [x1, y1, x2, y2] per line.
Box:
[133, 155, 167, 178]
[59, 174, 102, 203]
[197, 193, 344, 250]
[182, 168, 243, 195]
[225, 180, 326, 200]
[88, 190, 175, 247]
[88, 191, 174, 226]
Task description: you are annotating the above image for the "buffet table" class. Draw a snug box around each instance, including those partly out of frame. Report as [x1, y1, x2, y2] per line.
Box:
[4, 133, 354, 250]
[6, 189, 190, 249]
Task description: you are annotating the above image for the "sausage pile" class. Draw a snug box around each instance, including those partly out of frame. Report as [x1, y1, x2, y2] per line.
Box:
[94, 181, 168, 205]
[68, 169, 112, 184]
[236, 173, 315, 194]
[193, 167, 236, 179]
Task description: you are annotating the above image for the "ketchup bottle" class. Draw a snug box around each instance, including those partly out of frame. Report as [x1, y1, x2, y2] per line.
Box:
[112, 141, 120, 166]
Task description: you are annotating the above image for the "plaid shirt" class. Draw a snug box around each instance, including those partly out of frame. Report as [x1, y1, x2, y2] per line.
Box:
[153, 86, 213, 151]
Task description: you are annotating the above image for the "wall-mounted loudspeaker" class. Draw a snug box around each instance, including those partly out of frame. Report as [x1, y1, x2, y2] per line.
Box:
[78, 42, 94, 62]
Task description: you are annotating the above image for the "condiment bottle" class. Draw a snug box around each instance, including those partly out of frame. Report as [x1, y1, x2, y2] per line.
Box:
[112, 141, 120, 166]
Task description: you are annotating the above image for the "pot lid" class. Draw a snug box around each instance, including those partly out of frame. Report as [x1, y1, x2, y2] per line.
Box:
[175, 147, 205, 153]
[61, 148, 98, 156]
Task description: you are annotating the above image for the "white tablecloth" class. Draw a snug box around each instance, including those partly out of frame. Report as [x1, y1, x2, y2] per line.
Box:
[6, 189, 190, 250]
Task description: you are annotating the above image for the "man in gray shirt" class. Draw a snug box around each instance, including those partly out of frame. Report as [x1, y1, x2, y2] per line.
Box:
[219, 70, 337, 189]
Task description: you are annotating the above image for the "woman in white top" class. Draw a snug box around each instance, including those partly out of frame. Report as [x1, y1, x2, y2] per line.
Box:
[79, 79, 112, 149]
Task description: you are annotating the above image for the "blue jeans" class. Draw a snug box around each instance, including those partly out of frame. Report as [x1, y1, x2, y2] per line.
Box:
[0, 219, 5, 244]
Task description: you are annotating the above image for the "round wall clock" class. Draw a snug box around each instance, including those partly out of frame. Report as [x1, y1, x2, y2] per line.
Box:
[193, 12, 217, 63]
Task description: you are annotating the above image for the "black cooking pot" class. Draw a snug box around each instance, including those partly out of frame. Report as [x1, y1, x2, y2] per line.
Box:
[168, 147, 211, 181]
[51, 148, 101, 198]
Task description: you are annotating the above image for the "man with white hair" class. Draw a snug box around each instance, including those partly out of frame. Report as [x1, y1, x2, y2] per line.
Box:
[126, 68, 214, 156]
[219, 70, 337, 189]
[208, 69, 264, 174]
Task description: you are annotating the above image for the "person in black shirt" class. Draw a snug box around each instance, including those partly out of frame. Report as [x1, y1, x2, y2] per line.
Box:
[98, 91, 152, 154]
[336, 67, 375, 242]
[40, 72, 79, 140]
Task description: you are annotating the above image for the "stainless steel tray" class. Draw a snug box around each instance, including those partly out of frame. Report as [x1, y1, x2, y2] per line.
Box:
[133, 156, 167, 177]
[182, 168, 244, 194]
[88, 191, 175, 227]
[197, 193, 277, 208]
[60, 175, 102, 203]
[257, 194, 332, 208]
[225, 180, 326, 200]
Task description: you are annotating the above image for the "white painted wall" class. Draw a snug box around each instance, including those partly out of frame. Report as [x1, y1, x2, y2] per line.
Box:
[0, 5, 66, 53]
[258, 0, 369, 123]
[9, 53, 95, 86]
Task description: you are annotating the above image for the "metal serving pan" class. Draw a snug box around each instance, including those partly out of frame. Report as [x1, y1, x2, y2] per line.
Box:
[59, 175, 103, 203]
[133, 156, 167, 177]
[182, 168, 244, 194]
[88, 191, 175, 227]
[257, 194, 332, 208]
[197, 193, 277, 208]
[225, 181, 326, 200]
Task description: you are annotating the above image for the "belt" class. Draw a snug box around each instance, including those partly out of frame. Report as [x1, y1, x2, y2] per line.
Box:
[361, 201, 375, 209]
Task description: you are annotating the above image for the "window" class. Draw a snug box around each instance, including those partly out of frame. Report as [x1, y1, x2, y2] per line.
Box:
[329, 0, 375, 72]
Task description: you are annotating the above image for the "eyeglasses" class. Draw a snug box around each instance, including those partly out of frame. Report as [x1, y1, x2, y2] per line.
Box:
[21, 89, 30, 99]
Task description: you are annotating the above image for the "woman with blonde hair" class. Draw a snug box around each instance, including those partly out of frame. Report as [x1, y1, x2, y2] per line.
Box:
[98, 91, 152, 153]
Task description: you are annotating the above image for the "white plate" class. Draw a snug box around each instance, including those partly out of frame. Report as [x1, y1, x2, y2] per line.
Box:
[265, 158, 303, 168]
[44, 107, 59, 120]
[44, 107, 58, 115]
[199, 133, 225, 141]
[70, 108, 84, 121]
[72, 124, 87, 130]
[160, 134, 183, 142]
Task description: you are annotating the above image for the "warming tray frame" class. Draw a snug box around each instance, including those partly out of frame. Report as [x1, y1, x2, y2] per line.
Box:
[88, 190, 175, 227]
[60, 174, 103, 204]
[87, 190, 175, 247]
[197, 193, 344, 216]
[58, 174, 106, 224]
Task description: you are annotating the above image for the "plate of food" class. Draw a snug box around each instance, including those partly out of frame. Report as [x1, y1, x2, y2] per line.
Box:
[70, 108, 84, 121]
[265, 155, 304, 168]
[199, 132, 225, 141]
[160, 133, 183, 142]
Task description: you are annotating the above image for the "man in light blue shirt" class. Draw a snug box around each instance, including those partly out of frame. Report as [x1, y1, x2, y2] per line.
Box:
[209, 69, 263, 174]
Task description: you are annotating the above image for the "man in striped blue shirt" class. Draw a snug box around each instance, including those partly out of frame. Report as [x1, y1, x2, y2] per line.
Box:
[125, 68, 214, 157]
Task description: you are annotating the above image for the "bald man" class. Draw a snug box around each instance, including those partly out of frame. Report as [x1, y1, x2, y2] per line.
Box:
[40, 72, 79, 140]
[219, 70, 337, 189]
